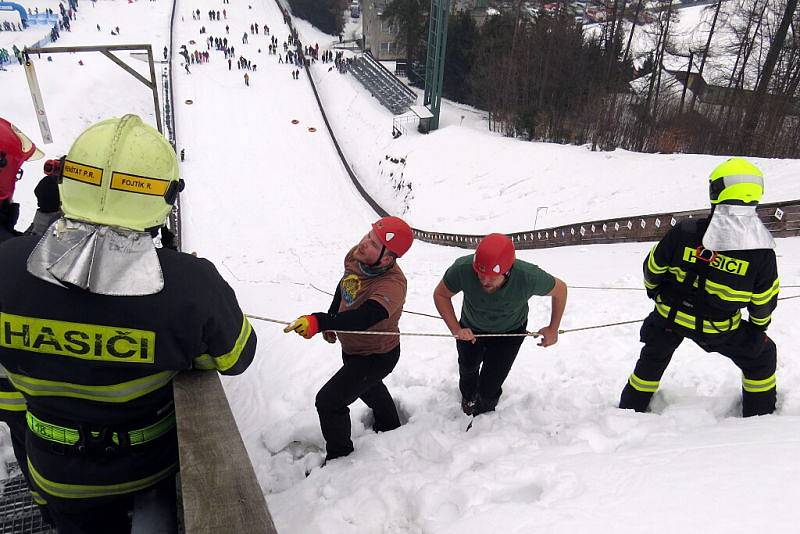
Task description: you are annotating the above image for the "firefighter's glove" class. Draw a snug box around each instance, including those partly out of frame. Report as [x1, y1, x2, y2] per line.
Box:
[284, 315, 320, 339]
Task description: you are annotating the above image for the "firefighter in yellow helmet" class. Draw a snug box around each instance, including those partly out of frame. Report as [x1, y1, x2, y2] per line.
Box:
[619, 158, 779, 417]
[0, 115, 257, 533]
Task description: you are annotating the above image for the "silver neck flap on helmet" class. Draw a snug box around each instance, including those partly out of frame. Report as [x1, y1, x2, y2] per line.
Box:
[27, 218, 164, 296]
[702, 204, 775, 252]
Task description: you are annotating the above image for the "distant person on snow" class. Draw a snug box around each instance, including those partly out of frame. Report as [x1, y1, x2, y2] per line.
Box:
[284, 217, 413, 463]
[619, 158, 779, 417]
[433, 233, 567, 417]
[0, 115, 256, 532]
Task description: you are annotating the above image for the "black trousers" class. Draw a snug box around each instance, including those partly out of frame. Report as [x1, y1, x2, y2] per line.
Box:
[456, 322, 527, 414]
[315, 345, 401, 460]
[620, 312, 777, 417]
[42, 475, 177, 534]
[2, 410, 28, 479]
[26, 424, 179, 534]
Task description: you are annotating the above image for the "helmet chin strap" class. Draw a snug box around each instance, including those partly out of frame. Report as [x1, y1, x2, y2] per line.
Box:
[370, 244, 386, 267]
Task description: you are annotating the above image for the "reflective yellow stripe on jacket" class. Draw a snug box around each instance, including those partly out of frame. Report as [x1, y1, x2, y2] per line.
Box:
[0, 390, 26, 412]
[0, 370, 26, 412]
[751, 278, 780, 305]
[6, 370, 177, 403]
[192, 314, 253, 372]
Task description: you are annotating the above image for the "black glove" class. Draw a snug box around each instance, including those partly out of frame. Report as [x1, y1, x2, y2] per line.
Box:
[34, 175, 60, 213]
[160, 226, 177, 250]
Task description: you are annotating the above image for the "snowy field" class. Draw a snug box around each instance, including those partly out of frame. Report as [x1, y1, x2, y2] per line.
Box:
[2, 0, 800, 532]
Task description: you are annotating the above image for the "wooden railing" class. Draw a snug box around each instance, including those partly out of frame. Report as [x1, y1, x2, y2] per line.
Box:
[173, 372, 277, 534]
[414, 200, 800, 250]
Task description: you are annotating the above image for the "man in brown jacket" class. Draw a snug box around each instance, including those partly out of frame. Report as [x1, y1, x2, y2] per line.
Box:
[285, 217, 413, 462]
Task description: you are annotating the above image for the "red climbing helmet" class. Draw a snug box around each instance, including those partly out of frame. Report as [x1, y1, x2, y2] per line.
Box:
[372, 216, 413, 257]
[473, 233, 515, 276]
[0, 118, 44, 200]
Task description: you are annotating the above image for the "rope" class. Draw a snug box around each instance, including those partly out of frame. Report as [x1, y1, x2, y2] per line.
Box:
[245, 314, 540, 338]
[558, 318, 644, 333]
[247, 293, 800, 339]
[309, 284, 442, 320]
[568, 286, 645, 291]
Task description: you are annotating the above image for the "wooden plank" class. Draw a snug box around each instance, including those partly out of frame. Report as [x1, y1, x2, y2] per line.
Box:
[174, 372, 277, 534]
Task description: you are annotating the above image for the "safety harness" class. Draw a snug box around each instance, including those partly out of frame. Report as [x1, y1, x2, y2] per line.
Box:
[26, 410, 175, 456]
[661, 244, 737, 335]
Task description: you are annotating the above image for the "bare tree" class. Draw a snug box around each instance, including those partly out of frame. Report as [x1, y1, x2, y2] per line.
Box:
[739, 0, 798, 152]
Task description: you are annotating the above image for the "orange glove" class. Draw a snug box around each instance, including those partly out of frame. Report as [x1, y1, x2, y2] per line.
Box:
[283, 315, 320, 339]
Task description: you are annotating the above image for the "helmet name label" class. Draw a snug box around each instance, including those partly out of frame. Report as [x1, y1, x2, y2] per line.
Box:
[682, 247, 749, 276]
[111, 172, 170, 196]
[63, 160, 103, 186]
[0, 313, 155, 363]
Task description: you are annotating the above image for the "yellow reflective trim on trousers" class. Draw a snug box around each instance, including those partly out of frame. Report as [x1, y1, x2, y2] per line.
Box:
[647, 246, 668, 274]
[644, 278, 658, 289]
[655, 302, 741, 333]
[629, 374, 659, 393]
[6, 370, 177, 403]
[198, 314, 253, 372]
[30, 489, 47, 505]
[743, 374, 776, 393]
[0, 390, 26, 411]
[750, 314, 771, 326]
[28, 458, 177, 499]
[751, 278, 780, 305]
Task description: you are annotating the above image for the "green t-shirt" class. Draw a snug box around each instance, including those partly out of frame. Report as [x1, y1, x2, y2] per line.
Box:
[442, 255, 556, 333]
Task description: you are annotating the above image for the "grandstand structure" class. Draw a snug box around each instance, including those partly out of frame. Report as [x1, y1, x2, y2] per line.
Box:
[348, 51, 417, 115]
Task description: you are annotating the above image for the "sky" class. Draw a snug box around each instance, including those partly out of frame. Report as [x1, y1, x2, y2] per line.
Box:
[1, 1, 799, 532]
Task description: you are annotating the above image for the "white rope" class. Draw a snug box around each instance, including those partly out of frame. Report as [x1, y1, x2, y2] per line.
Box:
[245, 314, 541, 338]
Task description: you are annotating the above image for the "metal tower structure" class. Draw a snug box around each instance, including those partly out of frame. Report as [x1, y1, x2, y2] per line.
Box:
[423, 0, 450, 131]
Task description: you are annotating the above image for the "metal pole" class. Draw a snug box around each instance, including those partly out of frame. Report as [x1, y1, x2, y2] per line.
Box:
[146, 45, 163, 134]
[23, 59, 53, 143]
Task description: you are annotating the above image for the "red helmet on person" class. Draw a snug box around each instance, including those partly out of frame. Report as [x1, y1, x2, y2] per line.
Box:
[372, 216, 413, 257]
[0, 118, 44, 201]
[473, 233, 515, 275]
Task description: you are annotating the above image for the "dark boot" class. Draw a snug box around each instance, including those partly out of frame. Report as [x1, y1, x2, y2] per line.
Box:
[472, 394, 498, 416]
[619, 383, 653, 413]
[461, 397, 476, 416]
[742, 388, 776, 417]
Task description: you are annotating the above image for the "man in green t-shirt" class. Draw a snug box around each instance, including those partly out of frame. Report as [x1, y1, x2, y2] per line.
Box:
[433, 233, 567, 416]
